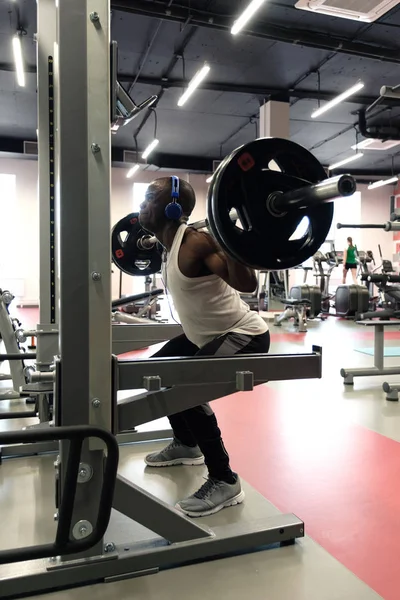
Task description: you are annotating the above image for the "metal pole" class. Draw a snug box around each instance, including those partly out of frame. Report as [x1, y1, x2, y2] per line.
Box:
[36, 0, 59, 378]
[56, 0, 111, 431]
[56, 0, 112, 558]
[337, 223, 385, 229]
[374, 325, 385, 370]
[37, 0, 57, 326]
[337, 222, 400, 232]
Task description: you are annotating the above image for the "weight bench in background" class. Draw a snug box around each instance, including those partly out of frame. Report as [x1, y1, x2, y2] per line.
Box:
[274, 298, 312, 332]
[112, 290, 182, 353]
[340, 320, 400, 394]
[0, 290, 180, 460]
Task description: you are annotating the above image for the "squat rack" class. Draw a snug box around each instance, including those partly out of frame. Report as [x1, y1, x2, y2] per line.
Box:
[0, 1, 323, 596]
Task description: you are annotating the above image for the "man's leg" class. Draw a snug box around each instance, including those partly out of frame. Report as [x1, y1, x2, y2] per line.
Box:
[145, 334, 205, 466]
[176, 331, 271, 517]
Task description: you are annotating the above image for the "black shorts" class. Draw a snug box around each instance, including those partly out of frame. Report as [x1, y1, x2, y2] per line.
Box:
[152, 330, 271, 358]
[344, 262, 357, 270]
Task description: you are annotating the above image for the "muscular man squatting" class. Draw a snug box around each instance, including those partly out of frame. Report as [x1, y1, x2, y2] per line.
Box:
[139, 177, 270, 518]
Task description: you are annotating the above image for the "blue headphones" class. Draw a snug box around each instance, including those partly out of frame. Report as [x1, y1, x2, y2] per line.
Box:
[165, 176, 183, 220]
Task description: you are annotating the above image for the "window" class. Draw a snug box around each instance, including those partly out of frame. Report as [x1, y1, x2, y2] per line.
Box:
[133, 182, 149, 212]
[0, 174, 17, 278]
[328, 191, 362, 248]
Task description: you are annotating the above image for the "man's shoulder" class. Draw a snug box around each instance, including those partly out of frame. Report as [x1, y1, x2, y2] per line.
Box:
[184, 228, 215, 257]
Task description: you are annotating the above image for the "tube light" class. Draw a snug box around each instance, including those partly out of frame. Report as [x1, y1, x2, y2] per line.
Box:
[368, 176, 398, 190]
[126, 164, 140, 179]
[328, 153, 364, 171]
[142, 139, 159, 160]
[206, 175, 213, 183]
[351, 139, 375, 151]
[177, 65, 211, 107]
[12, 36, 25, 88]
[311, 82, 364, 119]
[231, 0, 267, 35]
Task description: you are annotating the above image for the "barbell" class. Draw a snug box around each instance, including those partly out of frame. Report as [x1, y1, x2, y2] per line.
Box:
[112, 137, 357, 275]
[338, 222, 400, 232]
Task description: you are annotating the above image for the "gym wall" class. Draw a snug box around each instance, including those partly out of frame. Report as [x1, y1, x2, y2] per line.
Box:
[0, 157, 394, 304]
[0, 157, 209, 304]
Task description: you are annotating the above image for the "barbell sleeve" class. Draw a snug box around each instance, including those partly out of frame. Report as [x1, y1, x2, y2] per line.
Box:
[271, 175, 356, 213]
[138, 209, 239, 250]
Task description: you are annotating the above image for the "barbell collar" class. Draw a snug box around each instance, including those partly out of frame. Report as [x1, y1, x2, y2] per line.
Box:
[271, 175, 356, 214]
[384, 221, 400, 232]
[137, 235, 156, 251]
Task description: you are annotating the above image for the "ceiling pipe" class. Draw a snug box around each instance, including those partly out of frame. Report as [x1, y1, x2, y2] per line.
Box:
[0, 62, 396, 109]
[119, 73, 389, 107]
[112, 0, 400, 65]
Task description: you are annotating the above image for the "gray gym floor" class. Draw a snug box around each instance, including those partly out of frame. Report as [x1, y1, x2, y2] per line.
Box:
[2, 316, 399, 599]
[0, 445, 380, 600]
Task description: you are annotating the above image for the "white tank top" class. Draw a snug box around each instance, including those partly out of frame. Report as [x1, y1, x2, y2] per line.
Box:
[162, 224, 268, 348]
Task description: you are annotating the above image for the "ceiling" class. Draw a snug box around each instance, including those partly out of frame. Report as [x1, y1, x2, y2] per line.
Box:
[1, 0, 400, 176]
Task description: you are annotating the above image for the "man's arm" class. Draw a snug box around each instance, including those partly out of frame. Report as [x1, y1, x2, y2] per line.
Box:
[192, 231, 258, 293]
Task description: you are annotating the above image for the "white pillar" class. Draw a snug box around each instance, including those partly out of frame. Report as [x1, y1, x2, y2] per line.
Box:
[259, 100, 290, 139]
[259, 101, 294, 296]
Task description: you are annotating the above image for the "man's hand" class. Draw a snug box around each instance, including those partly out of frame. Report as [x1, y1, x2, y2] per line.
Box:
[190, 231, 258, 293]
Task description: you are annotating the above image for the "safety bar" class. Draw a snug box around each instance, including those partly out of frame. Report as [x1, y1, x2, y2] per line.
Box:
[118, 348, 323, 391]
[0, 409, 37, 420]
[361, 273, 400, 283]
[357, 309, 400, 320]
[0, 425, 119, 564]
[112, 289, 163, 309]
[0, 353, 36, 361]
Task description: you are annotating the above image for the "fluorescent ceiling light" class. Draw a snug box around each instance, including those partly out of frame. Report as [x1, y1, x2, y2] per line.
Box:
[352, 138, 400, 151]
[206, 175, 213, 183]
[142, 139, 159, 160]
[177, 65, 211, 107]
[329, 153, 364, 171]
[351, 139, 374, 151]
[126, 164, 140, 179]
[368, 176, 398, 190]
[311, 82, 364, 118]
[231, 0, 267, 35]
[12, 36, 25, 87]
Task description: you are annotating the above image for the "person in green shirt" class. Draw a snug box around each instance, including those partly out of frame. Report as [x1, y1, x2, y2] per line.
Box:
[343, 236, 358, 284]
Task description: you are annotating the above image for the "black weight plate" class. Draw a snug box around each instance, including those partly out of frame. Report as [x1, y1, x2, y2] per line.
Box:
[208, 137, 333, 271]
[111, 213, 162, 276]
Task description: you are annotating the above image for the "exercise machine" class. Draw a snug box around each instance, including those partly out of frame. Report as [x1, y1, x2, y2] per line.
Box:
[337, 223, 400, 392]
[0, 2, 357, 595]
[274, 298, 312, 332]
[0, 289, 36, 413]
[341, 318, 400, 388]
